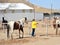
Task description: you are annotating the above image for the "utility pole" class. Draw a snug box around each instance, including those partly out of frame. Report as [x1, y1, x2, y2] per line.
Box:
[26, 0, 35, 19]
[33, 4, 35, 19]
[50, 0, 53, 19]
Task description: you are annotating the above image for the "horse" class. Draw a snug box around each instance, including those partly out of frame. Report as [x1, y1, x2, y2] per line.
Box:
[53, 17, 60, 35]
[2, 17, 8, 29]
[6, 17, 28, 39]
[53, 17, 57, 29]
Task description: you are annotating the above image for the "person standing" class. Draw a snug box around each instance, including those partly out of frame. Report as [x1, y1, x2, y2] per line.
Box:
[31, 19, 38, 37]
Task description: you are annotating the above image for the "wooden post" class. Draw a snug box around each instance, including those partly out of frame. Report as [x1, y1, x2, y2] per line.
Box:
[46, 24, 48, 36]
[56, 24, 58, 35]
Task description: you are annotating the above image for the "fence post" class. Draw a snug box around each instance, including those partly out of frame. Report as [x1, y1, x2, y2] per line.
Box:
[46, 23, 48, 36]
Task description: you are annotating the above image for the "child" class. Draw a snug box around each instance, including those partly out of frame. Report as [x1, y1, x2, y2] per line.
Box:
[31, 19, 38, 37]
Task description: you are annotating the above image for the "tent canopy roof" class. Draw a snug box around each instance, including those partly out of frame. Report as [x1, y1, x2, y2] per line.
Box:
[0, 3, 34, 10]
[9, 3, 33, 10]
[0, 3, 10, 10]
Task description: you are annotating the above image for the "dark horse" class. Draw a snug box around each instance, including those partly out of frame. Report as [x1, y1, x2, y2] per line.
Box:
[53, 17, 60, 35]
[2, 17, 8, 23]
[2, 17, 8, 28]
[4, 17, 28, 39]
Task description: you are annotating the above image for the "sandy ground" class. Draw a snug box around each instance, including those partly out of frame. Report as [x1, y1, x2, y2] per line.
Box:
[0, 20, 60, 45]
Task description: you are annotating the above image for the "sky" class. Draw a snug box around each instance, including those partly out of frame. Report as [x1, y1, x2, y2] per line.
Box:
[28, 0, 60, 10]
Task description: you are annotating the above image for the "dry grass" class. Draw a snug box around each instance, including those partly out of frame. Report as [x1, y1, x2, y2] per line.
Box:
[0, 20, 60, 45]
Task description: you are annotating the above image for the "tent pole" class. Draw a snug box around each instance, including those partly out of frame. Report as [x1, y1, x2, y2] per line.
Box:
[33, 4, 35, 19]
[34, 7, 35, 19]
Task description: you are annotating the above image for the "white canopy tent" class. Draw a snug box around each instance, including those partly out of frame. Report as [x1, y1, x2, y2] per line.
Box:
[0, 3, 43, 21]
[8, 3, 33, 10]
[0, 3, 10, 10]
[0, 3, 33, 10]
[0, 3, 35, 21]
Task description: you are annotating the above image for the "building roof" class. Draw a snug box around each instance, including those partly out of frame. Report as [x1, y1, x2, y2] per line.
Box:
[0, 3, 33, 10]
[0, 0, 60, 13]
[9, 3, 33, 10]
[0, 3, 10, 10]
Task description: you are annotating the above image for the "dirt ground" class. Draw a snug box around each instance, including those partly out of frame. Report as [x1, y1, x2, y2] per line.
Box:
[0, 20, 60, 45]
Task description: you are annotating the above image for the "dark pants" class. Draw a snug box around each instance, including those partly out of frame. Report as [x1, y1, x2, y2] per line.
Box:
[32, 28, 35, 36]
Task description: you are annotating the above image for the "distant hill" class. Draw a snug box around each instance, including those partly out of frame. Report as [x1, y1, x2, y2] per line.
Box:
[0, 0, 60, 14]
